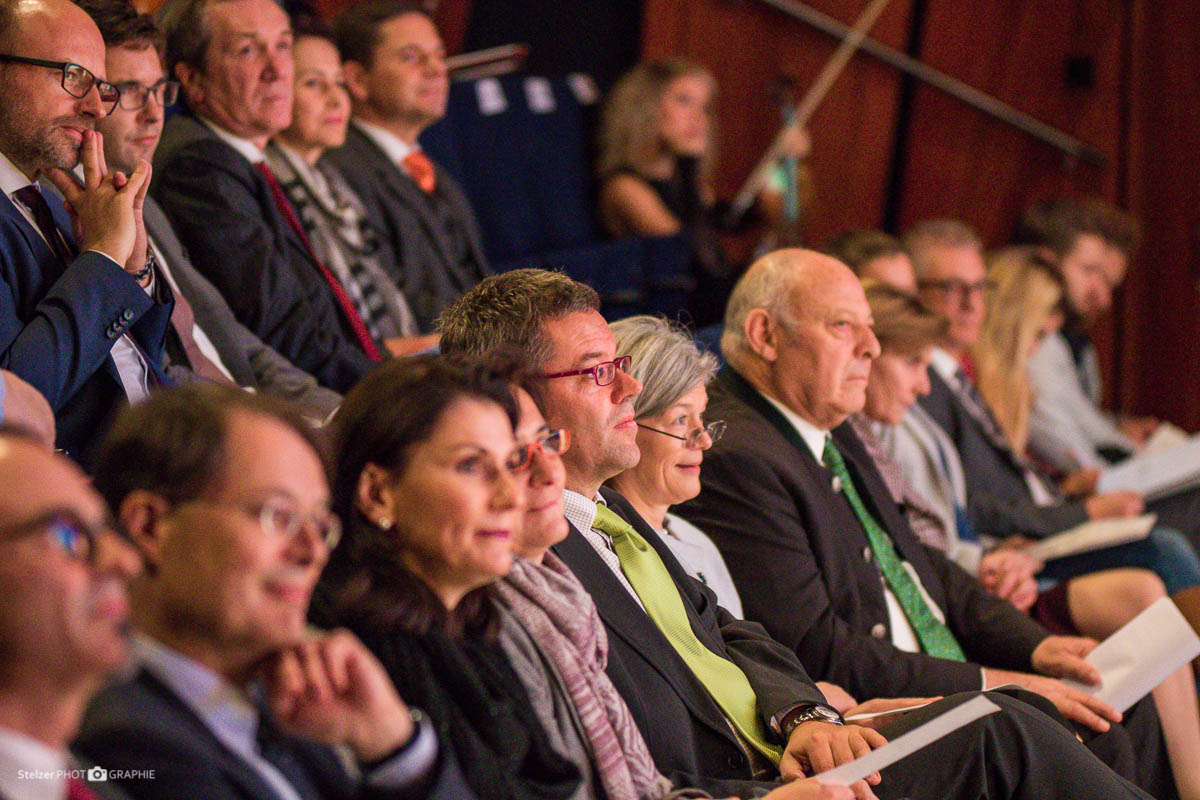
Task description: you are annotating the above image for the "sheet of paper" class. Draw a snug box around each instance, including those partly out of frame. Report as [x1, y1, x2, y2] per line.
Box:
[1097, 433, 1200, 500]
[844, 702, 932, 722]
[816, 695, 999, 786]
[1062, 596, 1200, 712]
[1027, 514, 1156, 562]
[1142, 423, 1192, 456]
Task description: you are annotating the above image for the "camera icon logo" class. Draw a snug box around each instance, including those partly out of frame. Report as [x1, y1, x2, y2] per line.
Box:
[86, 766, 108, 782]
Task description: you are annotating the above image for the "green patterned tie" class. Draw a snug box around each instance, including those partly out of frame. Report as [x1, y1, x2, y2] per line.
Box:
[821, 438, 967, 662]
[593, 503, 783, 762]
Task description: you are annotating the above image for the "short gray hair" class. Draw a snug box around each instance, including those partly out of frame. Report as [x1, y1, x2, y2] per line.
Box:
[903, 218, 983, 280]
[719, 249, 804, 371]
[611, 316, 718, 420]
[157, 0, 240, 82]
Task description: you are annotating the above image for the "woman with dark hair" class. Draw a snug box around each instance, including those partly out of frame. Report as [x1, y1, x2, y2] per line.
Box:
[317, 354, 580, 800]
[318, 354, 860, 800]
[267, 19, 438, 356]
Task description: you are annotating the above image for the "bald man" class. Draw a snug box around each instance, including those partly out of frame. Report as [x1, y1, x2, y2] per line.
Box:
[677, 248, 1172, 798]
[0, 428, 142, 800]
[0, 0, 172, 466]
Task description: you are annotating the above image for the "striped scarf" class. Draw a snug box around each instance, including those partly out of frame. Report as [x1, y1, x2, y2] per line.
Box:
[493, 554, 675, 800]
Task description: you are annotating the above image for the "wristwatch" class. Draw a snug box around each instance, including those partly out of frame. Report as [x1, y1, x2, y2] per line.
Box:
[782, 703, 845, 738]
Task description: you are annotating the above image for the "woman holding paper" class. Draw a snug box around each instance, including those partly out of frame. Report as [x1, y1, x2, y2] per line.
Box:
[859, 280, 1200, 799]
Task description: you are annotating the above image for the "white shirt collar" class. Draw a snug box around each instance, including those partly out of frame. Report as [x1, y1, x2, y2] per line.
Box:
[928, 347, 962, 385]
[134, 635, 259, 756]
[561, 489, 603, 535]
[199, 118, 266, 165]
[758, 390, 830, 461]
[0, 151, 34, 198]
[351, 118, 416, 165]
[0, 725, 68, 800]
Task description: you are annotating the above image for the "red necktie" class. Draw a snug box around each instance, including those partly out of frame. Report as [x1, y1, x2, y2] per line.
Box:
[67, 777, 102, 800]
[167, 272, 236, 384]
[254, 162, 382, 362]
[402, 151, 437, 194]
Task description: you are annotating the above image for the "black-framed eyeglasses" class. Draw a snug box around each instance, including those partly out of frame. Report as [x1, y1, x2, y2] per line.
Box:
[510, 428, 571, 472]
[637, 419, 726, 448]
[185, 496, 343, 550]
[917, 278, 996, 299]
[537, 355, 632, 387]
[0, 508, 119, 563]
[114, 78, 180, 111]
[0, 55, 120, 115]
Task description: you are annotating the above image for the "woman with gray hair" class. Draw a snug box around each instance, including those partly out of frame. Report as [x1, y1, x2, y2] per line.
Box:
[606, 316, 743, 616]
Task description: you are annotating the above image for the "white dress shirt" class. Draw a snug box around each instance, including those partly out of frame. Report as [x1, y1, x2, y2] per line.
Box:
[200, 118, 266, 165]
[759, 392, 948, 655]
[351, 119, 428, 183]
[0, 151, 154, 404]
[0, 726, 67, 800]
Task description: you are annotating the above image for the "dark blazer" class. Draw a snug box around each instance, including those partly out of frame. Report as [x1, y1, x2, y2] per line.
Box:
[0, 186, 171, 466]
[677, 368, 1049, 701]
[323, 124, 489, 332]
[144, 198, 341, 421]
[552, 487, 824, 796]
[75, 667, 472, 800]
[918, 368, 1088, 538]
[151, 114, 375, 393]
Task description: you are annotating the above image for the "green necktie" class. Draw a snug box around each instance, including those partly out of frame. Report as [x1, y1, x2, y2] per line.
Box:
[593, 503, 783, 763]
[821, 438, 967, 662]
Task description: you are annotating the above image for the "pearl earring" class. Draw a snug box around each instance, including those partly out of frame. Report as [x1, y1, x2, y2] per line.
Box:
[376, 516, 393, 530]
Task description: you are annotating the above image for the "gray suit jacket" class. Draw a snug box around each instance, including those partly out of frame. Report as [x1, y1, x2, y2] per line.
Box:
[145, 198, 341, 421]
[323, 123, 489, 332]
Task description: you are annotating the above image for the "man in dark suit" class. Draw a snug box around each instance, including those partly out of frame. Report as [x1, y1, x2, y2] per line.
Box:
[326, 0, 489, 332]
[0, 427, 143, 800]
[84, 0, 340, 422]
[438, 267, 1156, 800]
[0, 0, 171, 465]
[151, 0, 378, 393]
[677, 248, 1173, 798]
[78, 384, 470, 800]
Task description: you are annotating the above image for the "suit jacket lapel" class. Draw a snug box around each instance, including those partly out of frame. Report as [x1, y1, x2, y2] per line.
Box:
[551, 524, 736, 742]
[351, 127, 459, 268]
[135, 670, 305, 800]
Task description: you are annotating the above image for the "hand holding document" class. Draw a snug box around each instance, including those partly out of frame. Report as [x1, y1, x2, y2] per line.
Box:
[1026, 514, 1156, 562]
[1097, 432, 1200, 500]
[1061, 596, 1200, 712]
[816, 695, 1000, 786]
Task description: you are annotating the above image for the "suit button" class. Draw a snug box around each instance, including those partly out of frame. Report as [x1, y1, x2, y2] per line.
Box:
[121, 309, 134, 321]
[726, 754, 745, 770]
[871, 623, 888, 639]
[105, 328, 118, 339]
[862, 546, 872, 563]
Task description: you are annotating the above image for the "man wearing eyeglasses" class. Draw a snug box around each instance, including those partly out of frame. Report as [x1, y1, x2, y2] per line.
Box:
[147, 0, 377, 394]
[76, 383, 471, 800]
[79, 0, 340, 424]
[678, 248, 1172, 798]
[0, 426, 142, 800]
[0, 0, 172, 467]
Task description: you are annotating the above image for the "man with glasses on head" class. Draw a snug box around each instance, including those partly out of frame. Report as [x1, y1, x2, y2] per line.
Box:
[78, 0, 340, 423]
[0, 426, 142, 800]
[0, 0, 171, 467]
[77, 383, 472, 800]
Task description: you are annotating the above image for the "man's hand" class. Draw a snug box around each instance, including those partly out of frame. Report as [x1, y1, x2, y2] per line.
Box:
[261, 628, 414, 763]
[1059, 468, 1100, 498]
[985, 636, 1119, 734]
[840, 697, 941, 731]
[758, 777, 871, 800]
[1, 370, 54, 447]
[978, 549, 1042, 612]
[1084, 490, 1144, 520]
[815, 682, 857, 714]
[43, 130, 151, 270]
[780, 721, 887, 784]
[1118, 415, 1159, 447]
